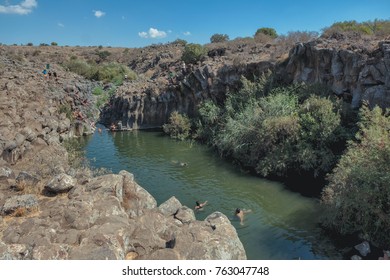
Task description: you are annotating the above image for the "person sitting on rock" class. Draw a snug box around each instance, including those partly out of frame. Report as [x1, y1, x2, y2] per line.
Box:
[110, 123, 117, 131]
[195, 200, 208, 210]
[235, 208, 252, 225]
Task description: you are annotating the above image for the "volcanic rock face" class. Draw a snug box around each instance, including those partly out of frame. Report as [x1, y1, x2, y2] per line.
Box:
[101, 39, 389, 130]
[100, 61, 274, 129]
[283, 40, 390, 108]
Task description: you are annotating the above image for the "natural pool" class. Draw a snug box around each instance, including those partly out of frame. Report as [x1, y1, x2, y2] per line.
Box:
[79, 127, 341, 259]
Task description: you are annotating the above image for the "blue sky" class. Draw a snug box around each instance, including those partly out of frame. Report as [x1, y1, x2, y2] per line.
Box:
[0, 0, 389, 47]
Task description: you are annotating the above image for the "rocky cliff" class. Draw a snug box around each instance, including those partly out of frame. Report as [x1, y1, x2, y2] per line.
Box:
[282, 39, 390, 108]
[101, 38, 389, 130]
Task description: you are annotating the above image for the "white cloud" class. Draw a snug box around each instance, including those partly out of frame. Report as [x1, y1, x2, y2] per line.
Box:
[58, 22, 64, 28]
[138, 27, 167, 39]
[138, 31, 148, 38]
[93, 10, 105, 18]
[0, 0, 38, 15]
[183, 31, 191, 36]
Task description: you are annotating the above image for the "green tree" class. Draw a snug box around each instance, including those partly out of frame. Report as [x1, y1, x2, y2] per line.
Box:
[51, 42, 58, 46]
[321, 105, 390, 247]
[163, 111, 191, 140]
[172, 39, 187, 46]
[210, 33, 230, 43]
[255, 27, 278, 38]
[181, 43, 206, 64]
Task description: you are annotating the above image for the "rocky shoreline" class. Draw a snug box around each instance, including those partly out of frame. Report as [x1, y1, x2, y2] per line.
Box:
[0, 45, 246, 259]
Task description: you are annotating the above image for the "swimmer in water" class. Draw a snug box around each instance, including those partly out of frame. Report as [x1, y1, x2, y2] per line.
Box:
[235, 208, 252, 225]
[195, 200, 208, 210]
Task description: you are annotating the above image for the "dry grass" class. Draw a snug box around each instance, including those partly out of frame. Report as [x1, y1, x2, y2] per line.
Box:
[15, 180, 44, 196]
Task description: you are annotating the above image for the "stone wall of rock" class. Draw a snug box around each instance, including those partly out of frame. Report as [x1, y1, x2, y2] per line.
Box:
[282, 40, 390, 108]
[100, 61, 274, 129]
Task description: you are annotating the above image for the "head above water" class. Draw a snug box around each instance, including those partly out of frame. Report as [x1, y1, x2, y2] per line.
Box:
[235, 208, 241, 214]
[196, 201, 200, 206]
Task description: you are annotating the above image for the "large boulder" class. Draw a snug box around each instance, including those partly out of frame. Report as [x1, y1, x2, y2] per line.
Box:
[1, 194, 39, 216]
[158, 196, 182, 216]
[45, 173, 76, 194]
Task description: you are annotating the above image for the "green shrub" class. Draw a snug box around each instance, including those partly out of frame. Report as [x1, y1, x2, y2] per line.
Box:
[181, 43, 206, 64]
[92, 87, 104, 96]
[196, 76, 345, 179]
[321, 105, 390, 247]
[322, 19, 390, 38]
[59, 104, 74, 121]
[210, 34, 230, 43]
[96, 50, 111, 60]
[163, 111, 191, 140]
[255, 27, 278, 38]
[51, 42, 58, 46]
[172, 39, 187, 46]
[63, 59, 136, 84]
[195, 100, 222, 143]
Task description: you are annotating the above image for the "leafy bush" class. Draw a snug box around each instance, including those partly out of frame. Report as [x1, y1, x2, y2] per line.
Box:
[255, 27, 278, 38]
[210, 33, 230, 43]
[321, 105, 390, 248]
[322, 19, 390, 38]
[92, 87, 104, 96]
[51, 42, 58, 46]
[96, 50, 111, 60]
[63, 59, 136, 84]
[163, 111, 191, 140]
[196, 76, 345, 179]
[181, 43, 206, 64]
[172, 39, 187, 46]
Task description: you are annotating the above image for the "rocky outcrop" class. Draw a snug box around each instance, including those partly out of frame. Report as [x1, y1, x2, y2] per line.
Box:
[282, 40, 390, 108]
[0, 170, 246, 260]
[0, 47, 99, 169]
[100, 61, 274, 129]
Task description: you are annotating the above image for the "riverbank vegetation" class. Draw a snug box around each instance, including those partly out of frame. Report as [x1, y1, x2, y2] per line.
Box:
[163, 74, 390, 248]
[321, 105, 390, 248]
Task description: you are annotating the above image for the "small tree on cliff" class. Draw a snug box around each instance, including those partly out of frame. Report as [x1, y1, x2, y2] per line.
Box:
[255, 27, 278, 38]
[210, 33, 230, 43]
[181, 43, 206, 64]
[163, 111, 191, 141]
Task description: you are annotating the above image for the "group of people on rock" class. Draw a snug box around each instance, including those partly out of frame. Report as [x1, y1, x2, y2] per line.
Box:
[194, 200, 251, 225]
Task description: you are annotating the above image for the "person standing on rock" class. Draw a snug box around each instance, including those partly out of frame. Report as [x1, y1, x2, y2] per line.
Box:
[181, 61, 186, 75]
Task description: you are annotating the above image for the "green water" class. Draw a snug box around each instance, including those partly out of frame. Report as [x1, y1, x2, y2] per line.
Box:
[80, 127, 340, 260]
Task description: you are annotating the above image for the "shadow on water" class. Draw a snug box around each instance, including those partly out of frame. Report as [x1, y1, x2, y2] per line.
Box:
[78, 126, 342, 260]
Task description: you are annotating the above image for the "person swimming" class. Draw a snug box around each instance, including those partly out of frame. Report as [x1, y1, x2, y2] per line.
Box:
[195, 200, 208, 210]
[235, 208, 251, 225]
